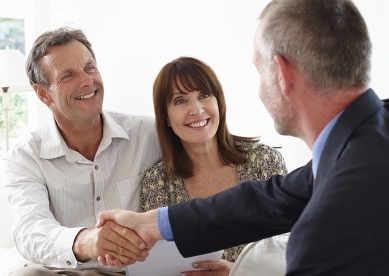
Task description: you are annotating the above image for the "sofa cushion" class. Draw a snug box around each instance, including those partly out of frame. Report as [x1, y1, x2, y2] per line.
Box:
[228, 233, 289, 276]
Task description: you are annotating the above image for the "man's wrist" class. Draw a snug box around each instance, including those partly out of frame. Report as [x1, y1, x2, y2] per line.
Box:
[156, 207, 174, 241]
[72, 228, 90, 261]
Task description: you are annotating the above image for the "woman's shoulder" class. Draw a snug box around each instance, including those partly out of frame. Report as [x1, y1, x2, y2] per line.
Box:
[237, 140, 281, 156]
[142, 160, 183, 187]
[237, 140, 287, 179]
[144, 160, 166, 179]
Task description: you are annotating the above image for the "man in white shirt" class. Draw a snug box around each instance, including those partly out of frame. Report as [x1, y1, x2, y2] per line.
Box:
[2, 27, 161, 275]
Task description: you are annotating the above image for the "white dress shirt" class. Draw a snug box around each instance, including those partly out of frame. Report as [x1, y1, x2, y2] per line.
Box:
[2, 110, 161, 272]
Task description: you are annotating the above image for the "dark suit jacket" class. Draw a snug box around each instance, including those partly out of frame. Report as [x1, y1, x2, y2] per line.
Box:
[168, 89, 389, 275]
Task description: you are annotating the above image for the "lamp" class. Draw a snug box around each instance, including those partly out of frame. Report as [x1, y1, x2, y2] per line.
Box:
[0, 49, 32, 151]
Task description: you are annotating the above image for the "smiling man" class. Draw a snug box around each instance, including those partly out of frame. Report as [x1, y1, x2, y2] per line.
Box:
[2, 27, 161, 276]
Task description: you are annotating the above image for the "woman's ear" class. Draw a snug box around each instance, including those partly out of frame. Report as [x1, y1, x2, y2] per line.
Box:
[273, 55, 292, 98]
[33, 84, 52, 107]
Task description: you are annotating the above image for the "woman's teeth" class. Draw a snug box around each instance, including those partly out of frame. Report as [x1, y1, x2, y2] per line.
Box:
[189, 120, 207, 127]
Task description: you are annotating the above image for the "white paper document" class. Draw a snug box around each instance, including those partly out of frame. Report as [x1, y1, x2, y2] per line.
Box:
[125, 240, 224, 276]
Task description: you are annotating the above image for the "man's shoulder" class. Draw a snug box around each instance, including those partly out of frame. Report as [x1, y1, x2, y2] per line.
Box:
[3, 130, 43, 163]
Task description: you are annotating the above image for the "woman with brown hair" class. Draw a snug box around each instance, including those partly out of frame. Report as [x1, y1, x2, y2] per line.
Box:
[141, 56, 288, 275]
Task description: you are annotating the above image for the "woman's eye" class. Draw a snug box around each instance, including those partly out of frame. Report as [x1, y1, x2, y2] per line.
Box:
[200, 92, 210, 99]
[174, 99, 184, 105]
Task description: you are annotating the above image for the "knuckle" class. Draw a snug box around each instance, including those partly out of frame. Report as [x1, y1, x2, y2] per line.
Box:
[116, 244, 125, 256]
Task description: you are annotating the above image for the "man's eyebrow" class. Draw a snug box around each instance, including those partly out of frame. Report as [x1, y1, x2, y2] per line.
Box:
[86, 60, 96, 66]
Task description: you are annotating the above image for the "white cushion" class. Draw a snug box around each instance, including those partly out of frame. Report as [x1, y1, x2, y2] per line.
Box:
[228, 233, 289, 276]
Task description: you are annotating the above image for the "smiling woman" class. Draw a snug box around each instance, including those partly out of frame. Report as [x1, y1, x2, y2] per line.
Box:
[140, 56, 289, 275]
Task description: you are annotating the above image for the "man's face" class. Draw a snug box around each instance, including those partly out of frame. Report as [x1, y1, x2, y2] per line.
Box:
[38, 41, 104, 124]
[253, 23, 293, 136]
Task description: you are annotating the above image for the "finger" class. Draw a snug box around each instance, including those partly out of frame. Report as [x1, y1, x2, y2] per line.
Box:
[112, 258, 127, 268]
[94, 230, 144, 265]
[205, 259, 233, 271]
[101, 253, 129, 267]
[108, 221, 147, 250]
[107, 255, 136, 268]
[104, 254, 118, 267]
[97, 255, 107, 266]
[181, 260, 232, 276]
[192, 260, 223, 270]
[103, 221, 148, 260]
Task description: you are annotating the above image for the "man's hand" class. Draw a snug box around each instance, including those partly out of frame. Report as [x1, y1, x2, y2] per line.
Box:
[72, 220, 149, 267]
[96, 209, 162, 249]
[181, 259, 233, 276]
[95, 209, 163, 267]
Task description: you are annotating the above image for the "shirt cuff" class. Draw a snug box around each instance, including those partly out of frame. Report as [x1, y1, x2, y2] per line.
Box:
[157, 206, 174, 241]
[55, 227, 85, 268]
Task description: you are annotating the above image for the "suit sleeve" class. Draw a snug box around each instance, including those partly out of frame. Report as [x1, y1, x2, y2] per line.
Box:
[168, 160, 313, 257]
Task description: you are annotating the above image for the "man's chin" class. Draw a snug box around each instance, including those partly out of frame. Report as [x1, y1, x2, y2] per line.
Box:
[274, 122, 289, 136]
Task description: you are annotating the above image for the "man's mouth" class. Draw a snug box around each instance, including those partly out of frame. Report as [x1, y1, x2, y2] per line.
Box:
[76, 91, 96, 100]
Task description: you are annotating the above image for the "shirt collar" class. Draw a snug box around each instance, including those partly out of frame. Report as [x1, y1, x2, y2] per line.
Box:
[40, 111, 129, 161]
[311, 111, 343, 177]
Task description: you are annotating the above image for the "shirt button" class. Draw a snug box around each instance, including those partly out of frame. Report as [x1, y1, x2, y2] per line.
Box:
[95, 165, 99, 170]
[66, 261, 71, 265]
[96, 196, 101, 201]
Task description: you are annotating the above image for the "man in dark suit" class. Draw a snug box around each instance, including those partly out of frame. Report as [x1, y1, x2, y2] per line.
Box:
[97, 0, 389, 274]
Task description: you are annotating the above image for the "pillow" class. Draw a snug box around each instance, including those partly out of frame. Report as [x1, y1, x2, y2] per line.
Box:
[228, 233, 289, 276]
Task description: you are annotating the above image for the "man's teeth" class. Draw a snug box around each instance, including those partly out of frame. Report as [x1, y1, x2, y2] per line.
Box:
[76, 91, 95, 100]
[189, 120, 207, 127]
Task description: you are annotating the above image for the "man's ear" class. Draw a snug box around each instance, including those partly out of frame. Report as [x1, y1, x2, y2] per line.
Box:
[33, 83, 52, 107]
[273, 55, 292, 98]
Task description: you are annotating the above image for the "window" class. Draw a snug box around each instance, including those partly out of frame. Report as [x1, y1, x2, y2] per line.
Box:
[0, 18, 29, 155]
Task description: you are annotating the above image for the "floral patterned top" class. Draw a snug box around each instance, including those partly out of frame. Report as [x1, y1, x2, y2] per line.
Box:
[140, 141, 288, 262]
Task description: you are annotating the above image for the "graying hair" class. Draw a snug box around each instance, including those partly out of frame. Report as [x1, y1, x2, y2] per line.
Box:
[26, 27, 96, 88]
[259, 0, 371, 93]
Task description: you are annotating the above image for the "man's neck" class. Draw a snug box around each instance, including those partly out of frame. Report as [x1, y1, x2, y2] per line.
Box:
[55, 114, 104, 161]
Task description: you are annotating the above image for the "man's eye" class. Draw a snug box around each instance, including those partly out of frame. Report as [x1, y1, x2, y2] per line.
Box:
[62, 73, 71, 80]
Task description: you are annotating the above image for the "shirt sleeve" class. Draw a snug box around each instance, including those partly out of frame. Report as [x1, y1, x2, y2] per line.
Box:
[3, 153, 81, 268]
[157, 207, 174, 241]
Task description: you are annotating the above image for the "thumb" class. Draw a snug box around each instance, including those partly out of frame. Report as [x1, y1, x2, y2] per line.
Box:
[95, 209, 118, 228]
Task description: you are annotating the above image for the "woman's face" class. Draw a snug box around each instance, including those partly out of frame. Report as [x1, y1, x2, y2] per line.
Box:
[167, 82, 219, 148]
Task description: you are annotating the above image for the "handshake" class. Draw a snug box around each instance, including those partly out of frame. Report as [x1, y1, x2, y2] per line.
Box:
[93, 209, 162, 268]
[88, 209, 232, 275]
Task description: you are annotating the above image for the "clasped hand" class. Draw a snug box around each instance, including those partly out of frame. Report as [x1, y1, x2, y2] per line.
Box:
[95, 209, 233, 275]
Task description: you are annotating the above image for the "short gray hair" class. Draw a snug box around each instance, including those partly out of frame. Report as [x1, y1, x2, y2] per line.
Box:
[259, 0, 371, 93]
[26, 27, 96, 88]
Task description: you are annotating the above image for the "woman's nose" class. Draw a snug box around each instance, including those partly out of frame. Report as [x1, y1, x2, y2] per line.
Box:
[189, 100, 204, 116]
